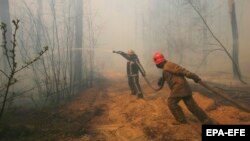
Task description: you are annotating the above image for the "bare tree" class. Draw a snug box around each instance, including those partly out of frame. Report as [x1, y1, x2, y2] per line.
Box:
[188, 0, 246, 84]
[0, 20, 48, 118]
[85, 0, 102, 87]
[0, 0, 12, 71]
[73, 0, 84, 90]
[228, 0, 241, 79]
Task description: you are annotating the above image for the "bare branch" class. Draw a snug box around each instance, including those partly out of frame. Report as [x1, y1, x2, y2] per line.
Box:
[14, 46, 48, 73]
[0, 69, 9, 78]
[196, 49, 224, 72]
[0, 20, 48, 118]
[187, 0, 246, 84]
[0, 22, 12, 70]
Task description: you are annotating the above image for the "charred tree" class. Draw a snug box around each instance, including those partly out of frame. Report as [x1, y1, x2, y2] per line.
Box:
[228, 0, 241, 79]
[188, 0, 246, 84]
[201, 0, 208, 67]
[0, 0, 12, 70]
[73, 0, 84, 90]
[37, 0, 43, 46]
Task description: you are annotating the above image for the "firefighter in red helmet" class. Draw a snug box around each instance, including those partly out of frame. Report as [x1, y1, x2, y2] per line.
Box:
[153, 52, 214, 124]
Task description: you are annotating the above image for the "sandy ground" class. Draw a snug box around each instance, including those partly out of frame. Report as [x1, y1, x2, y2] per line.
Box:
[56, 71, 250, 141]
[1, 71, 250, 141]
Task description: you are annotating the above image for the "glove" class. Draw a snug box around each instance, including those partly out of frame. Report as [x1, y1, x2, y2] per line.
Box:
[142, 72, 146, 77]
[113, 50, 122, 54]
[157, 77, 164, 86]
[192, 75, 201, 83]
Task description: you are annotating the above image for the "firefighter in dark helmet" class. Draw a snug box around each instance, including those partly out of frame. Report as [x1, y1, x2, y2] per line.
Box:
[153, 52, 214, 124]
[113, 49, 145, 99]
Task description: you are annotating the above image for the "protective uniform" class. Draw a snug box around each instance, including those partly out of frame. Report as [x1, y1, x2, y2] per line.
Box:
[115, 50, 146, 98]
[153, 52, 213, 124]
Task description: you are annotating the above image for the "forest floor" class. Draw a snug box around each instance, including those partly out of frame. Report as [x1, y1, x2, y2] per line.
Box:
[1, 71, 250, 141]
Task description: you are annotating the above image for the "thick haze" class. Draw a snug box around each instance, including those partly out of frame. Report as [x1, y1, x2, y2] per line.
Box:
[91, 0, 250, 79]
[3, 0, 250, 81]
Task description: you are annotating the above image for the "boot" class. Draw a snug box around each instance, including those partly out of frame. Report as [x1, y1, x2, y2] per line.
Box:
[137, 94, 144, 99]
[202, 118, 216, 125]
[130, 92, 136, 95]
[172, 119, 188, 125]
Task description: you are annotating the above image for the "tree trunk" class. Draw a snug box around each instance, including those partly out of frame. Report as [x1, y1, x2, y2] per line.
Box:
[228, 0, 241, 79]
[201, 0, 208, 67]
[33, 0, 43, 96]
[0, 0, 11, 46]
[0, 0, 12, 71]
[188, 0, 245, 83]
[73, 0, 83, 90]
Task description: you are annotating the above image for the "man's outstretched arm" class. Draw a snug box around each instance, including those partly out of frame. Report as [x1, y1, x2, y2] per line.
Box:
[113, 51, 130, 60]
[165, 63, 201, 83]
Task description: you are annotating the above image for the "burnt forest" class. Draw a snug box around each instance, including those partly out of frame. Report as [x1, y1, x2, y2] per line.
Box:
[0, 0, 250, 141]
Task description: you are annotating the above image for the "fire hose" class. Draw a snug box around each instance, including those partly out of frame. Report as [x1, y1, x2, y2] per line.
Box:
[143, 76, 250, 113]
[198, 81, 250, 113]
[113, 50, 249, 112]
[142, 76, 163, 91]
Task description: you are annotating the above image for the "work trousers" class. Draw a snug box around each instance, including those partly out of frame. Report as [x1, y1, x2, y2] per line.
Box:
[128, 75, 143, 98]
[167, 95, 209, 123]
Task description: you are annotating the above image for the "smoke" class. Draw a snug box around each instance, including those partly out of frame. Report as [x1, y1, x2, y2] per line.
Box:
[91, 0, 250, 81]
[4, 0, 250, 85]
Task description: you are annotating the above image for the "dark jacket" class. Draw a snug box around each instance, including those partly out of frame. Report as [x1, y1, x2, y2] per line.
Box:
[119, 52, 145, 77]
[163, 61, 199, 97]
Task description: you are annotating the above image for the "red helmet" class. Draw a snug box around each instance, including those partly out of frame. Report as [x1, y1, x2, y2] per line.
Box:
[153, 52, 166, 65]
